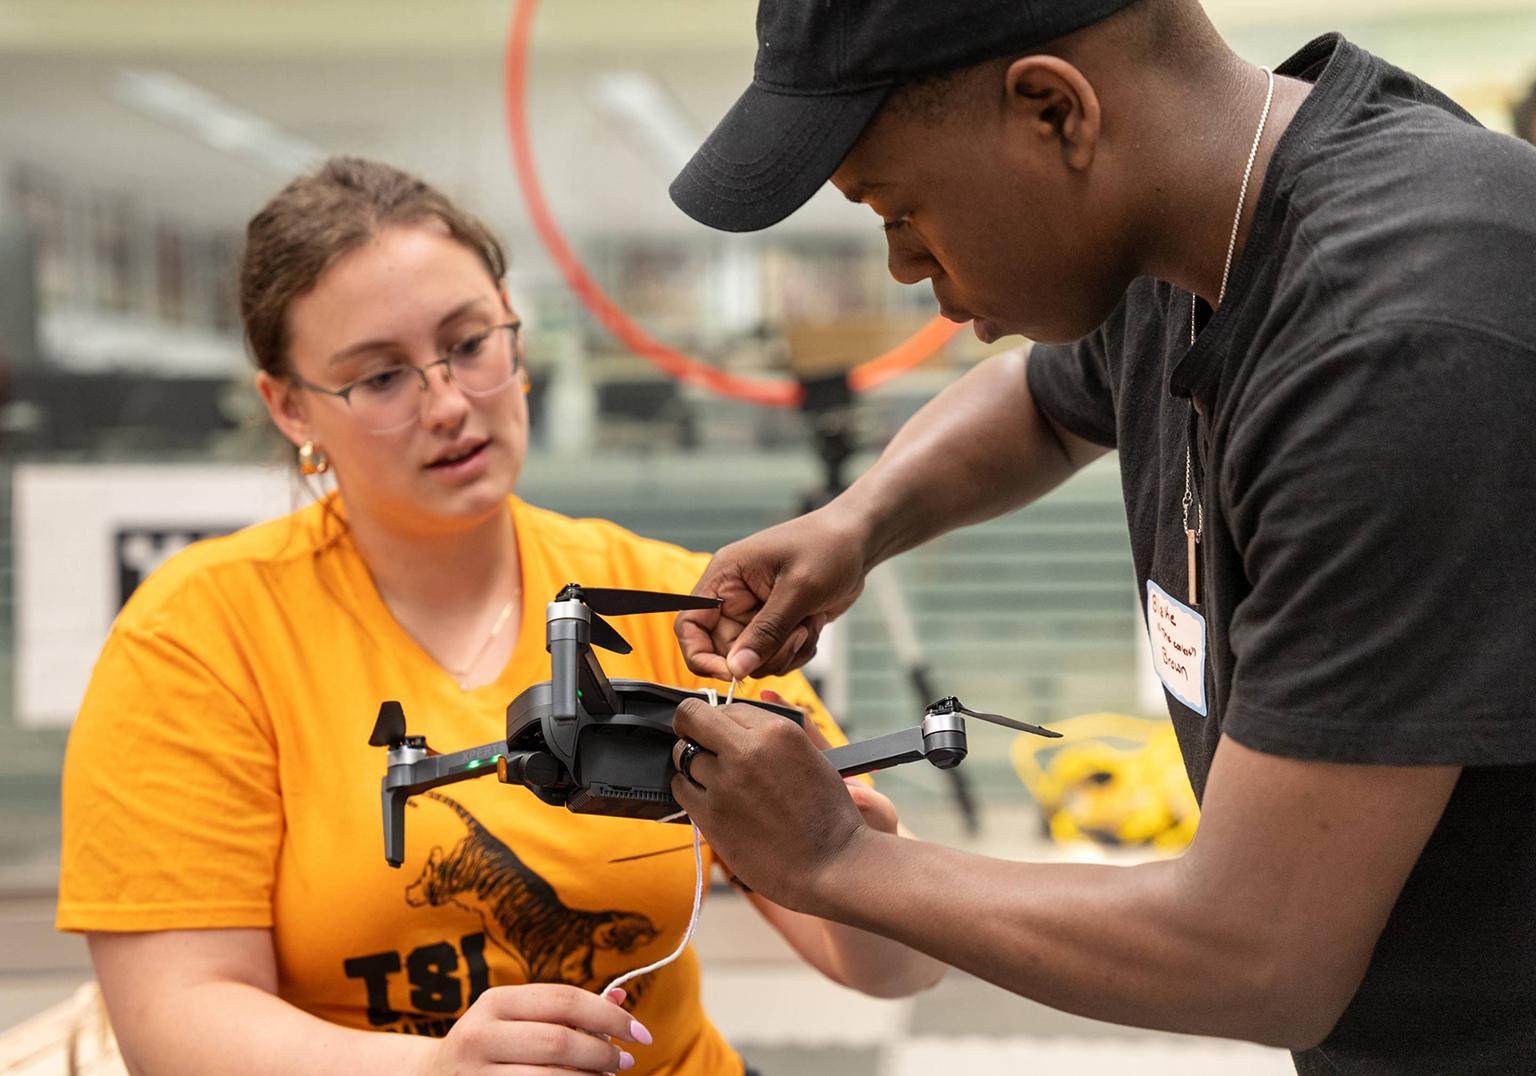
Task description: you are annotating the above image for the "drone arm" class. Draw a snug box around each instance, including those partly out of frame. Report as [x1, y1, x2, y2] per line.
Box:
[381, 739, 507, 867]
[383, 785, 409, 868]
[822, 728, 927, 778]
[549, 633, 582, 721]
[578, 647, 619, 716]
[822, 710, 969, 778]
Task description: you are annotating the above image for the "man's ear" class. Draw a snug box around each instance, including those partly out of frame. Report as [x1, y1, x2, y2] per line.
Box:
[255, 369, 312, 450]
[1003, 55, 1102, 172]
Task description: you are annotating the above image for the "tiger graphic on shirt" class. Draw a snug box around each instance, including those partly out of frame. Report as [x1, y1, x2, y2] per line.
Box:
[405, 792, 661, 994]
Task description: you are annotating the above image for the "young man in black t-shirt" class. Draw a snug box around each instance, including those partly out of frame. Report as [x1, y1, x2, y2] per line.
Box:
[662, 1, 1536, 1073]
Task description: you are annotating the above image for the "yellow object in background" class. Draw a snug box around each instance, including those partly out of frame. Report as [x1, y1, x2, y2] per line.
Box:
[1010, 713, 1199, 850]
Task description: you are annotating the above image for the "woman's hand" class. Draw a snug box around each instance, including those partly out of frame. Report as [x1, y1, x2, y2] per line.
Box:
[419, 984, 651, 1075]
[841, 779, 900, 835]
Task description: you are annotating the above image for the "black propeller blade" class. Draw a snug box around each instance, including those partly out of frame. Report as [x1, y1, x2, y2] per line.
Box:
[553, 584, 719, 654]
[956, 704, 1062, 739]
[928, 696, 1062, 739]
[588, 613, 634, 655]
[579, 587, 723, 616]
[369, 700, 407, 747]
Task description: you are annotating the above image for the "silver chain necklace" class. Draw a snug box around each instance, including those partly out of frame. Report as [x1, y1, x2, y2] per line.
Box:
[1181, 66, 1275, 604]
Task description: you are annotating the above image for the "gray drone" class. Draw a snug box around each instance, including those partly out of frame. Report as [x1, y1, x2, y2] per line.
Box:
[369, 583, 1059, 866]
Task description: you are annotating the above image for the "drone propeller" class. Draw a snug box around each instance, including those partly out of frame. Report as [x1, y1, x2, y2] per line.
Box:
[936, 697, 1063, 739]
[555, 585, 723, 655]
[369, 700, 408, 747]
[579, 587, 723, 616]
[588, 614, 633, 656]
[961, 706, 1062, 739]
[368, 700, 438, 754]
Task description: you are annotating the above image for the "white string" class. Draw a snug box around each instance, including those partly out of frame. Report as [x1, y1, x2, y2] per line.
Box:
[598, 680, 735, 995]
[600, 822, 703, 997]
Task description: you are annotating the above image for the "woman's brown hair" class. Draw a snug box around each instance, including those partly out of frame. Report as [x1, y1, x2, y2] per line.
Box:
[239, 156, 507, 378]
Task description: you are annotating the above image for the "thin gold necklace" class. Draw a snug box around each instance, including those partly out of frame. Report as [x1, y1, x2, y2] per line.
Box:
[448, 599, 516, 691]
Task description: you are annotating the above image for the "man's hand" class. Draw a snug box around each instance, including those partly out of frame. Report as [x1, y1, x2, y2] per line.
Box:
[676, 349, 1100, 683]
[669, 697, 868, 910]
[766, 687, 902, 835]
[676, 506, 871, 680]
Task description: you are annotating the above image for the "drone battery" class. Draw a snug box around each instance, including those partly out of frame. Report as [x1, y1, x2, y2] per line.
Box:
[570, 724, 682, 820]
[567, 783, 679, 820]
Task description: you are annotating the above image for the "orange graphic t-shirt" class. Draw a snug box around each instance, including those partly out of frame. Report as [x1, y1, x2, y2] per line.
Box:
[58, 496, 845, 1076]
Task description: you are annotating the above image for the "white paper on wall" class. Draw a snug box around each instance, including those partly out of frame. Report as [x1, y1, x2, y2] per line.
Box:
[14, 463, 299, 728]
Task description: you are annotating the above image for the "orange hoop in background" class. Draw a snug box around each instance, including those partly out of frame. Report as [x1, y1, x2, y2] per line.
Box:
[503, 0, 963, 407]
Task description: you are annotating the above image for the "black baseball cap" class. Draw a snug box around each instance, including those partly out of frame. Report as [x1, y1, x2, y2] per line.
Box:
[670, 0, 1141, 233]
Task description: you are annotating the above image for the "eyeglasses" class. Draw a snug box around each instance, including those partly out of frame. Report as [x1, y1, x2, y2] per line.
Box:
[296, 322, 524, 434]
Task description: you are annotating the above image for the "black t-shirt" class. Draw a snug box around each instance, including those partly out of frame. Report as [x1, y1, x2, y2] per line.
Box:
[1029, 34, 1536, 1074]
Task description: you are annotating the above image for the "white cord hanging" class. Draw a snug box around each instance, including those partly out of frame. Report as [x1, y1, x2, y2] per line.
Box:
[600, 823, 703, 997]
[597, 678, 737, 996]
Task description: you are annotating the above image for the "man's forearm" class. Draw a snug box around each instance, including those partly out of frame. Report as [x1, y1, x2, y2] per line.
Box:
[805, 830, 1315, 1049]
[837, 349, 1085, 568]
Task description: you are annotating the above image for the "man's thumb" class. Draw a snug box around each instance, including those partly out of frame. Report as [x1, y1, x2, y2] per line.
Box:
[727, 588, 803, 678]
[726, 646, 763, 680]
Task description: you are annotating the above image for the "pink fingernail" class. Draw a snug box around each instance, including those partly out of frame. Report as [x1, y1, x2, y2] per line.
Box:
[619, 1051, 636, 1070]
[629, 1018, 653, 1045]
[606, 987, 626, 1004]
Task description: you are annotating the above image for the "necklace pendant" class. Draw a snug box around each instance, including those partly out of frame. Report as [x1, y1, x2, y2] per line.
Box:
[1186, 527, 1199, 605]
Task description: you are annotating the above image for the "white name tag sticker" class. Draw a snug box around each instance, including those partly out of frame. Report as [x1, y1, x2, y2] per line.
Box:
[1145, 580, 1208, 716]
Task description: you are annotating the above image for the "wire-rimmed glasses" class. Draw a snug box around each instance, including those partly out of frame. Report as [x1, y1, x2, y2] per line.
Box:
[296, 321, 524, 434]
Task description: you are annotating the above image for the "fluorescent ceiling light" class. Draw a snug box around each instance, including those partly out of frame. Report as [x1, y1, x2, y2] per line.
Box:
[589, 71, 699, 173]
[112, 68, 323, 176]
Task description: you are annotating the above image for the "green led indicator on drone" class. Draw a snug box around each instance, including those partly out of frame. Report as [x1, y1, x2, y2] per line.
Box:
[466, 760, 483, 770]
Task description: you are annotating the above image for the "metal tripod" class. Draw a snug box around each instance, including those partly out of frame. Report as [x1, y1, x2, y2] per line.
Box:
[796, 373, 982, 836]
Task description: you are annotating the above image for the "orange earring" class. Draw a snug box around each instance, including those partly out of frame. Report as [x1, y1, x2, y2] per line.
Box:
[298, 441, 330, 475]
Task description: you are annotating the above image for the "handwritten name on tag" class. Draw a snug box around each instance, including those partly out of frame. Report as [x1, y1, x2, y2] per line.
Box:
[1145, 579, 1208, 716]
